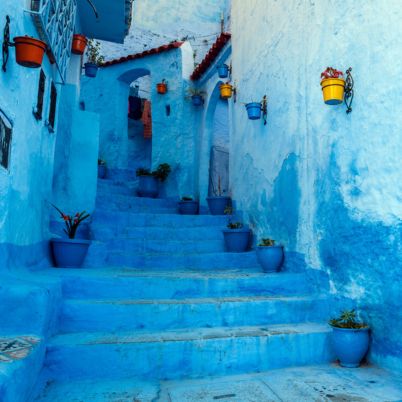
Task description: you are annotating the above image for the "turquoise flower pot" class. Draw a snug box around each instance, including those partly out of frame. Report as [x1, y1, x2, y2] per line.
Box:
[178, 200, 199, 215]
[137, 175, 159, 198]
[222, 228, 251, 252]
[245, 102, 262, 120]
[192, 95, 203, 106]
[217, 64, 229, 78]
[256, 245, 284, 273]
[98, 165, 106, 179]
[84, 62, 98, 77]
[51, 238, 91, 268]
[206, 196, 231, 215]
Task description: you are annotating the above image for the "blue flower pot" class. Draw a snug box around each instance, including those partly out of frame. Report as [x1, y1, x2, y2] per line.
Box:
[84, 62, 98, 78]
[178, 200, 199, 215]
[256, 245, 284, 273]
[51, 238, 91, 268]
[98, 165, 107, 179]
[222, 228, 251, 252]
[192, 95, 203, 106]
[137, 175, 159, 198]
[245, 102, 262, 120]
[331, 326, 370, 368]
[217, 64, 229, 78]
[206, 196, 231, 215]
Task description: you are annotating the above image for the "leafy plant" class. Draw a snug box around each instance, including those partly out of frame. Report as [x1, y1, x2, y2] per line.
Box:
[187, 87, 206, 97]
[136, 167, 152, 177]
[259, 238, 275, 247]
[181, 196, 193, 201]
[329, 310, 368, 329]
[86, 39, 104, 65]
[227, 222, 243, 229]
[52, 204, 90, 239]
[136, 163, 171, 182]
[321, 67, 344, 80]
[224, 205, 242, 229]
[98, 158, 106, 166]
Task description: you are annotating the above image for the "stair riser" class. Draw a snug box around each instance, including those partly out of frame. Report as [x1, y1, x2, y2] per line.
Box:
[60, 298, 329, 333]
[96, 203, 177, 214]
[96, 194, 177, 208]
[45, 331, 333, 380]
[87, 239, 225, 254]
[62, 274, 313, 300]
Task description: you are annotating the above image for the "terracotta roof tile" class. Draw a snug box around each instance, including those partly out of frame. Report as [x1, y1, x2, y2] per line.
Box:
[190, 32, 231, 81]
[101, 41, 184, 67]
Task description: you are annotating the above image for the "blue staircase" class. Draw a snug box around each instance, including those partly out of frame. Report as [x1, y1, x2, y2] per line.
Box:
[32, 174, 334, 399]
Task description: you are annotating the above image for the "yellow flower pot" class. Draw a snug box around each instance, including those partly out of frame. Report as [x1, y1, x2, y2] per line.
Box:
[321, 78, 345, 105]
[220, 84, 233, 99]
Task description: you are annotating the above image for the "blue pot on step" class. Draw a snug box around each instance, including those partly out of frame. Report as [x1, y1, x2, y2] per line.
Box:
[256, 245, 284, 273]
[330, 326, 370, 368]
[245, 102, 262, 120]
[206, 196, 231, 215]
[222, 228, 251, 252]
[178, 200, 199, 215]
[98, 165, 107, 179]
[217, 64, 229, 78]
[192, 95, 203, 106]
[51, 238, 91, 268]
[84, 62, 98, 78]
[137, 175, 159, 198]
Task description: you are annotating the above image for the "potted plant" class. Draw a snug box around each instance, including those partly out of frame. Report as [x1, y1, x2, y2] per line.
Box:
[71, 34, 87, 55]
[187, 88, 205, 106]
[321, 67, 345, 105]
[178, 196, 199, 215]
[329, 310, 370, 368]
[217, 64, 229, 78]
[206, 177, 231, 215]
[136, 163, 171, 198]
[13, 36, 47, 68]
[245, 101, 262, 120]
[50, 205, 91, 268]
[222, 206, 251, 252]
[156, 79, 168, 94]
[256, 238, 284, 273]
[98, 158, 106, 179]
[84, 39, 104, 78]
[220, 82, 233, 99]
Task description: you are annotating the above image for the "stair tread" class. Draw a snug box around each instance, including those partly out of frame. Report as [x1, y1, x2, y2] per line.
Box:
[49, 323, 330, 345]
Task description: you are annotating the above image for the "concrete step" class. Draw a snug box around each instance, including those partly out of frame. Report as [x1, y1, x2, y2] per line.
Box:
[59, 295, 330, 333]
[45, 323, 333, 380]
[46, 269, 314, 300]
[91, 211, 227, 228]
[88, 238, 225, 254]
[84, 250, 259, 269]
[97, 179, 138, 196]
[96, 193, 178, 209]
[0, 336, 44, 402]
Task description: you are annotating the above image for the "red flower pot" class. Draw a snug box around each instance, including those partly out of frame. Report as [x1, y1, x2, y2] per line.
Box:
[14, 36, 47, 68]
[71, 34, 87, 55]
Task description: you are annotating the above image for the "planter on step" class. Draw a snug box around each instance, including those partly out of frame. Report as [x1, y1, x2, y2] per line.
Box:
[14, 36, 47, 68]
[192, 95, 204, 106]
[71, 34, 87, 55]
[206, 196, 231, 215]
[137, 175, 159, 198]
[222, 227, 251, 252]
[51, 238, 91, 268]
[220, 83, 233, 99]
[245, 102, 262, 120]
[98, 165, 107, 179]
[178, 200, 199, 215]
[330, 326, 370, 368]
[256, 245, 284, 273]
[84, 62, 98, 77]
[217, 64, 229, 78]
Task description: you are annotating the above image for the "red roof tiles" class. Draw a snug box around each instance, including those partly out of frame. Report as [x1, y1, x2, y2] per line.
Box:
[190, 32, 231, 81]
[101, 41, 184, 67]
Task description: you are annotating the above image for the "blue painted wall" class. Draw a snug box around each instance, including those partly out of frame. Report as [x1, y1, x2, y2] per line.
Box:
[230, 0, 402, 371]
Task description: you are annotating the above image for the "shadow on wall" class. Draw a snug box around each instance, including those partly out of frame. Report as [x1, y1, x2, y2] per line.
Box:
[317, 147, 402, 372]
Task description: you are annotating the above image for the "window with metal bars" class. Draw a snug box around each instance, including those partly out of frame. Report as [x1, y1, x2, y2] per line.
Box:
[47, 81, 57, 132]
[33, 69, 46, 120]
[0, 108, 12, 170]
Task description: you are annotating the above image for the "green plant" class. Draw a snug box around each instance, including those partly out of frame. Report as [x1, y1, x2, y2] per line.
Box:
[224, 205, 242, 229]
[227, 222, 243, 229]
[52, 204, 90, 239]
[136, 167, 152, 177]
[259, 238, 275, 247]
[86, 39, 104, 65]
[187, 87, 206, 97]
[136, 163, 171, 182]
[181, 196, 193, 201]
[98, 158, 106, 166]
[329, 310, 368, 329]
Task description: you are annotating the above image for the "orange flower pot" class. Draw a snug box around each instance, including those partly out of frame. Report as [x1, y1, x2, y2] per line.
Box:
[14, 36, 47, 68]
[157, 82, 167, 94]
[71, 34, 87, 55]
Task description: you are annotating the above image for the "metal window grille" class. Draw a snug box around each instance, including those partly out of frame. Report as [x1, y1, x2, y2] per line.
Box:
[0, 108, 12, 170]
[33, 69, 46, 120]
[27, 0, 77, 82]
[48, 81, 57, 131]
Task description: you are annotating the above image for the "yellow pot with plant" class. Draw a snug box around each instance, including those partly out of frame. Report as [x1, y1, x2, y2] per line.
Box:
[220, 83, 233, 99]
[321, 67, 345, 105]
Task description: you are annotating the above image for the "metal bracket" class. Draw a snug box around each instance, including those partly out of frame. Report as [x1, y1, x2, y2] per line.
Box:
[344, 67, 354, 114]
[261, 95, 268, 125]
[2, 16, 15, 73]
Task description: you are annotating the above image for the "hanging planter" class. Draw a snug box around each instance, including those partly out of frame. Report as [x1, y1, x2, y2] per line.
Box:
[187, 88, 205, 107]
[156, 79, 168, 94]
[84, 63, 98, 77]
[84, 39, 104, 78]
[320, 67, 345, 105]
[192, 95, 204, 106]
[217, 64, 229, 78]
[13, 36, 47, 68]
[245, 102, 262, 120]
[220, 83, 233, 99]
[71, 34, 87, 55]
